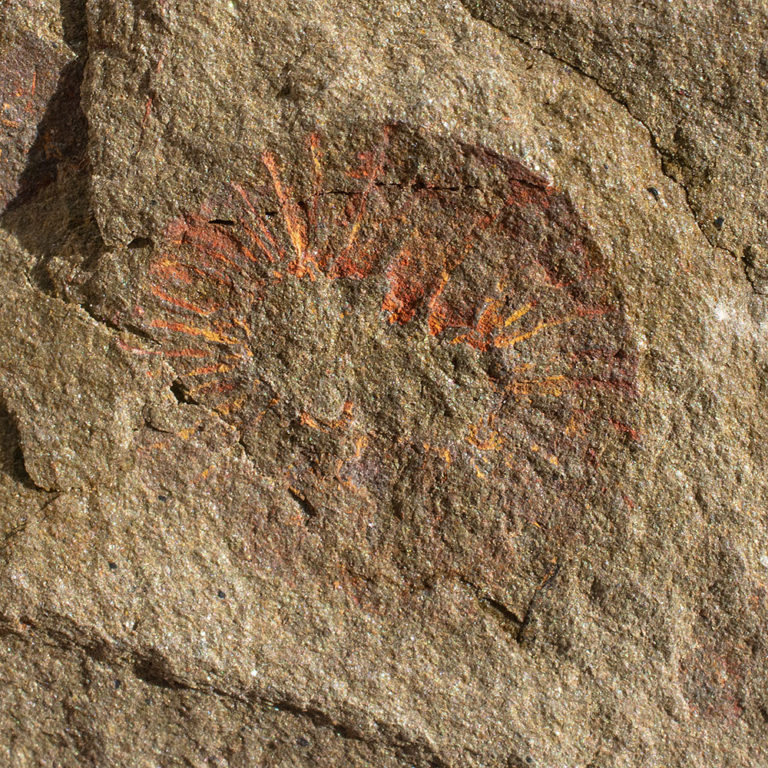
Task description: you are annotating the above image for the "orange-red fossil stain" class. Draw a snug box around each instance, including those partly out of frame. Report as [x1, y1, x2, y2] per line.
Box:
[127, 124, 638, 599]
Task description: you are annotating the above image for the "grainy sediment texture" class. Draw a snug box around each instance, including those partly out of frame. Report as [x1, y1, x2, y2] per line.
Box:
[1, 1, 767, 766]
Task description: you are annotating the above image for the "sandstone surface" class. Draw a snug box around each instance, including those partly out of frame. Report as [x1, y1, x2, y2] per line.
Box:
[1, 2, 767, 766]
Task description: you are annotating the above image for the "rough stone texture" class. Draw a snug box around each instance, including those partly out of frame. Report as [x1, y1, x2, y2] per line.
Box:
[460, 0, 768, 259]
[0, 1, 74, 208]
[1, 1, 767, 766]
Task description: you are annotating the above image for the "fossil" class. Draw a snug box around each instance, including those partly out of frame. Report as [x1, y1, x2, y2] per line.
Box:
[125, 123, 637, 595]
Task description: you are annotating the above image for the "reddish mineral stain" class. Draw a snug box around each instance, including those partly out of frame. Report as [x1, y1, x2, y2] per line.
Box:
[1, 34, 81, 209]
[128, 124, 637, 596]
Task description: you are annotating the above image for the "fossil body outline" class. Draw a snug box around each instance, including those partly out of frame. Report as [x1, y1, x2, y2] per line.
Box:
[128, 123, 637, 592]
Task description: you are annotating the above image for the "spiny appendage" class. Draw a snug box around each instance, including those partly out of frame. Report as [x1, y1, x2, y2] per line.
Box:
[133, 125, 637, 581]
[140, 218, 258, 417]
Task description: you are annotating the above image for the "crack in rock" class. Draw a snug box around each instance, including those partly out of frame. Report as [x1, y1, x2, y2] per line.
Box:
[0, 611, 452, 767]
[458, 0, 735, 260]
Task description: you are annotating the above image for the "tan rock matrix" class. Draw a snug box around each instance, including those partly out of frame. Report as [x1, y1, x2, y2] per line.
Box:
[1, 1, 767, 766]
